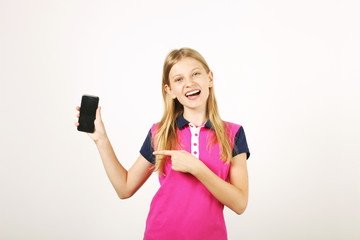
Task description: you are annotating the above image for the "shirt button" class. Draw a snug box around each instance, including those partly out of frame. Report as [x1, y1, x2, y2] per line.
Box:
[194, 143, 197, 146]
[195, 133, 198, 136]
[194, 151, 197, 155]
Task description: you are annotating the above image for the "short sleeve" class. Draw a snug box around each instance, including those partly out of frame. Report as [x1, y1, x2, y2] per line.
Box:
[140, 129, 155, 164]
[232, 126, 250, 160]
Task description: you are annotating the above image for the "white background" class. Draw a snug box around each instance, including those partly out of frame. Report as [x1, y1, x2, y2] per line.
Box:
[1, 0, 359, 239]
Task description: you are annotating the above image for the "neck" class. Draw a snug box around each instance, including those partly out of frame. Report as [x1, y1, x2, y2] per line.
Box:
[183, 108, 208, 127]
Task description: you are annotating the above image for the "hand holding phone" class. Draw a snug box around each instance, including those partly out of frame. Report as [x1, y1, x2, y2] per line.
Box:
[75, 95, 108, 143]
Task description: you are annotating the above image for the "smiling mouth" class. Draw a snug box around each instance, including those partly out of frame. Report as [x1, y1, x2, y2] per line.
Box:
[185, 90, 201, 97]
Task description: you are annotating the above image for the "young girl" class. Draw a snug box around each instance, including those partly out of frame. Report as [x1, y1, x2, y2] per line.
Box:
[75, 48, 250, 240]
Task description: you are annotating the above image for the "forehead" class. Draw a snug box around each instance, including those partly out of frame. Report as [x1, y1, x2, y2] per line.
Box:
[169, 57, 204, 78]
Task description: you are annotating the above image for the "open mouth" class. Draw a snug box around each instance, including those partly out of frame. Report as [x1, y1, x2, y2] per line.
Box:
[185, 90, 201, 97]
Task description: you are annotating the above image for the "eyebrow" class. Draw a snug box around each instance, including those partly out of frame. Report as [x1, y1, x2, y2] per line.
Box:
[171, 68, 201, 79]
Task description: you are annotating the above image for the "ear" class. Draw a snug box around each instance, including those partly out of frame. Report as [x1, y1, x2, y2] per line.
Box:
[164, 84, 176, 99]
[208, 70, 214, 88]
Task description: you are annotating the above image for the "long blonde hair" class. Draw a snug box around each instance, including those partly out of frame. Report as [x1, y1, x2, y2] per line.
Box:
[153, 48, 233, 176]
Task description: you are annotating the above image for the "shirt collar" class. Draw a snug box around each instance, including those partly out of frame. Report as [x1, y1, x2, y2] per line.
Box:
[177, 114, 214, 130]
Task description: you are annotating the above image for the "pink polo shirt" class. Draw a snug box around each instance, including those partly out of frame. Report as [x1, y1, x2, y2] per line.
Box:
[140, 114, 250, 240]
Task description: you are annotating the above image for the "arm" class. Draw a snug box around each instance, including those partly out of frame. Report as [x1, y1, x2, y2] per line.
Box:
[192, 152, 249, 215]
[152, 149, 249, 214]
[75, 106, 154, 200]
[96, 138, 154, 199]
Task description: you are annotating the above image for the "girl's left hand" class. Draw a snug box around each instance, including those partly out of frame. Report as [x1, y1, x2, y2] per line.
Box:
[153, 150, 201, 175]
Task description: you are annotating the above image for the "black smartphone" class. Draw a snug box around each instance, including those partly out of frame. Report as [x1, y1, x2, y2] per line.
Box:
[77, 95, 99, 133]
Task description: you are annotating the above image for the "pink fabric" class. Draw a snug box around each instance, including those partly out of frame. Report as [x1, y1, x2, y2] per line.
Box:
[143, 121, 241, 240]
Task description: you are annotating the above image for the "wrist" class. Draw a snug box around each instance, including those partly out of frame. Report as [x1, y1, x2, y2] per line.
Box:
[191, 158, 204, 177]
[95, 135, 109, 146]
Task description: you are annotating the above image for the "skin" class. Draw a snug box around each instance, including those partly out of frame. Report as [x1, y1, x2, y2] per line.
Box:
[165, 57, 213, 126]
[74, 57, 249, 214]
[75, 105, 156, 200]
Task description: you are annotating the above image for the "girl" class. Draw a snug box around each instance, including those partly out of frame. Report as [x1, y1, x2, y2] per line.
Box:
[75, 48, 250, 240]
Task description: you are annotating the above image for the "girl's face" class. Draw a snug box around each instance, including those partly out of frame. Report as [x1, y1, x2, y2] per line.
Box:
[165, 57, 213, 112]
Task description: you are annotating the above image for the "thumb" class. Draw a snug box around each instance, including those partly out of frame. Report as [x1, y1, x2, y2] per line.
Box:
[96, 106, 102, 120]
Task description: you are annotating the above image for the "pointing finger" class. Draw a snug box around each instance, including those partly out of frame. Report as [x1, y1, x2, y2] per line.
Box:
[153, 150, 173, 156]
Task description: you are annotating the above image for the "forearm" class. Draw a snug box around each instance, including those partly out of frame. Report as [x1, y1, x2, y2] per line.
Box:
[95, 137, 128, 199]
[192, 162, 248, 215]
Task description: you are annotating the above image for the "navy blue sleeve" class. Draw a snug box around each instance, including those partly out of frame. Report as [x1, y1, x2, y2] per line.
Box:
[140, 129, 155, 164]
[232, 126, 250, 160]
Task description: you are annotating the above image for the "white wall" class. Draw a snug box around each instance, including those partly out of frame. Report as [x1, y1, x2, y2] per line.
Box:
[1, 0, 359, 239]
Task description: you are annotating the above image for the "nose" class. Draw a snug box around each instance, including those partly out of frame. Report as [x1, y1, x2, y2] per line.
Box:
[184, 76, 195, 88]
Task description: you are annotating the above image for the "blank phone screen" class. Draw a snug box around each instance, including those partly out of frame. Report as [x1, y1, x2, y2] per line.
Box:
[77, 95, 99, 133]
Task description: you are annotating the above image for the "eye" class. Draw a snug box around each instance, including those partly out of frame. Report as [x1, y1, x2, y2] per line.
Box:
[175, 78, 182, 82]
[193, 72, 200, 76]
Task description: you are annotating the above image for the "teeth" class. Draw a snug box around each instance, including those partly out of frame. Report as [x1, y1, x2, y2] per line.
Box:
[186, 90, 200, 96]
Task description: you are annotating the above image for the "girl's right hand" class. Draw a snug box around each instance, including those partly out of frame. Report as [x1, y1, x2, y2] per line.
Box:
[75, 106, 108, 144]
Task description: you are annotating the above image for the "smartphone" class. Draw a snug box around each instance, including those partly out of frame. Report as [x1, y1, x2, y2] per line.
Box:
[77, 94, 99, 133]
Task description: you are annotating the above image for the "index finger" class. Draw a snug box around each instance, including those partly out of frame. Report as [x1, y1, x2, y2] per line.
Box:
[153, 150, 174, 156]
